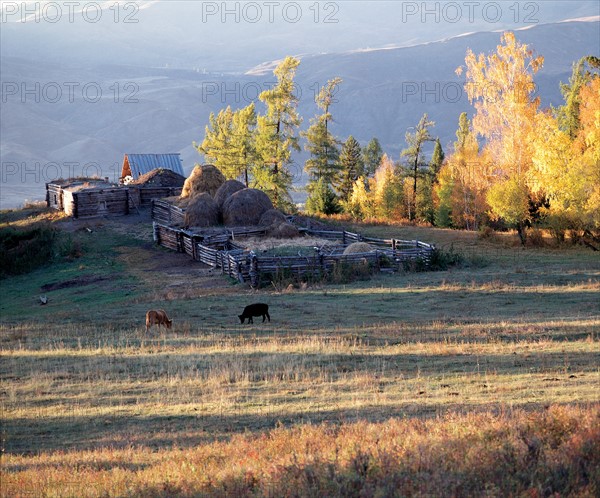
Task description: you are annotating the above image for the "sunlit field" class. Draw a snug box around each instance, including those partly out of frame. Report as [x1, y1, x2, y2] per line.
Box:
[1, 210, 599, 496]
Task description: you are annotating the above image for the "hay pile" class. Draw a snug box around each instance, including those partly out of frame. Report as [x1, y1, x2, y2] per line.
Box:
[132, 168, 185, 187]
[222, 188, 273, 226]
[214, 180, 246, 209]
[184, 193, 219, 227]
[269, 222, 300, 239]
[181, 164, 225, 199]
[343, 242, 374, 255]
[259, 209, 287, 227]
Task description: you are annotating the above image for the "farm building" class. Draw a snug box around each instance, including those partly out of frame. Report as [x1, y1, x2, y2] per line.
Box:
[47, 168, 185, 218]
[121, 153, 185, 181]
[46, 178, 128, 218]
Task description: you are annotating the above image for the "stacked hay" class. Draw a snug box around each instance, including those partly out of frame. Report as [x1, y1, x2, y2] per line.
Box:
[184, 193, 219, 227]
[132, 168, 185, 187]
[259, 209, 287, 227]
[214, 180, 246, 210]
[270, 222, 300, 238]
[162, 195, 190, 209]
[222, 188, 273, 226]
[343, 242, 374, 255]
[181, 164, 225, 199]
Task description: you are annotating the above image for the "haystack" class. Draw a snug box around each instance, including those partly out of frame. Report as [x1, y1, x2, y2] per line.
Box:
[162, 195, 190, 209]
[181, 164, 225, 199]
[222, 188, 273, 226]
[184, 193, 219, 227]
[259, 209, 287, 227]
[132, 168, 185, 187]
[214, 180, 246, 209]
[269, 222, 300, 239]
[343, 242, 374, 255]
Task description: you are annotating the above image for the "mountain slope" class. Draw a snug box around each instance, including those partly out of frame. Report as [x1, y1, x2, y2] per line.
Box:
[1, 19, 598, 208]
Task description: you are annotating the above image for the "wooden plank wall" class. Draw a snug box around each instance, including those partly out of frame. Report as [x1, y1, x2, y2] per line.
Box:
[153, 222, 435, 288]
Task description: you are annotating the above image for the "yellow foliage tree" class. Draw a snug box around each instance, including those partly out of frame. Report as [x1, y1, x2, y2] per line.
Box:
[459, 31, 543, 178]
[458, 32, 544, 242]
[436, 112, 492, 230]
[347, 176, 372, 219]
[371, 154, 404, 220]
[530, 78, 600, 236]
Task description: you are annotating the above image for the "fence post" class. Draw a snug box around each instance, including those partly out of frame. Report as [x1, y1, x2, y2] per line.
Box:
[249, 252, 259, 288]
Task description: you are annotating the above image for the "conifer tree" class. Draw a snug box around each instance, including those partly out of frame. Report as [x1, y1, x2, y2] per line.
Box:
[302, 78, 342, 213]
[401, 114, 435, 221]
[255, 56, 302, 211]
[337, 136, 364, 205]
[196, 106, 238, 178]
[362, 138, 383, 178]
[556, 56, 600, 140]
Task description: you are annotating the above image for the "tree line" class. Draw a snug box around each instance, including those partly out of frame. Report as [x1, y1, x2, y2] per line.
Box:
[197, 35, 599, 243]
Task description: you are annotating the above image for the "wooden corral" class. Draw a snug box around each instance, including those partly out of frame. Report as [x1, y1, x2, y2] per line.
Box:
[153, 221, 436, 288]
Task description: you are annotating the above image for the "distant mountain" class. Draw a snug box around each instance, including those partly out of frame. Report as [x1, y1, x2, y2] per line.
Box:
[1, 18, 598, 208]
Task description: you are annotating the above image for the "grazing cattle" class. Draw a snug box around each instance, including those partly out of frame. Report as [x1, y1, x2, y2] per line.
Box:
[239, 303, 270, 324]
[145, 309, 172, 333]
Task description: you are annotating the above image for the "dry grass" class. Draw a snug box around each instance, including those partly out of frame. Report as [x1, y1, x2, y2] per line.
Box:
[2, 405, 598, 497]
[1, 214, 599, 496]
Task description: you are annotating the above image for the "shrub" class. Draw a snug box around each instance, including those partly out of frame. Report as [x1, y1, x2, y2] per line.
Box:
[428, 246, 465, 271]
[0, 224, 57, 277]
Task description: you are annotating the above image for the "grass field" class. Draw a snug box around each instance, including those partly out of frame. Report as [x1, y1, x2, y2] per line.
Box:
[1, 208, 599, 496]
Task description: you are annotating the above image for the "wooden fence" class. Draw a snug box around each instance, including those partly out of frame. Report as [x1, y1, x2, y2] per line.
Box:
[153, 222, 436, 288]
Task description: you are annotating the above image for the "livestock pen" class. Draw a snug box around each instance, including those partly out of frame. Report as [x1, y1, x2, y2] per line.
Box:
[152, 221, 435, 288]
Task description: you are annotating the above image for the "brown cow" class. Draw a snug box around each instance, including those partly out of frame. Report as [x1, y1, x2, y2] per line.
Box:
[145, 309, 172, 333]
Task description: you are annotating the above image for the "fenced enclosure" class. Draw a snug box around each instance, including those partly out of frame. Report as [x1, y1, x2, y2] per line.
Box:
[153, 221, 436, 288]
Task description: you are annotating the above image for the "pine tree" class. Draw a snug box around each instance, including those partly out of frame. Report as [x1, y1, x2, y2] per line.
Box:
[231, 103, 257, 187]
[302, 78, 342, 213]
[337, 136, 364, 205]
[556, 56, 600, 140]
[418, 138, 445, 224]
[196, 106, 239, 178]
[305, 177, 341, 215]
[362, 138, 383, 178]
[401, 114, 435, 221]
[255, 56, 302, 211]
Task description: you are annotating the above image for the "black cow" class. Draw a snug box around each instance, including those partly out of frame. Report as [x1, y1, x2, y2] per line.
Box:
[239, 303, 270, 324]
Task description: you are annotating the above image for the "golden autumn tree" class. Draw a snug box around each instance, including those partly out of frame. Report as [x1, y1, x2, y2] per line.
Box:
[371, 154, 404, 220]
[458, 32, 544, 243]
[530, 76, 600, 239]
[435, 112, 492, 230]
[570, 77, 600, 234]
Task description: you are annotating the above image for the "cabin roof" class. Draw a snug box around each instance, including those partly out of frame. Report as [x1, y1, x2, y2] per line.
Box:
[48, 178, 116, 192]
[122, 153, 184, 180]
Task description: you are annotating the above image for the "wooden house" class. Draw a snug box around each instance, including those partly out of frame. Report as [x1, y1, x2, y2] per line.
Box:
[121, 153, 184, 181]
[46, 179, 129, 218]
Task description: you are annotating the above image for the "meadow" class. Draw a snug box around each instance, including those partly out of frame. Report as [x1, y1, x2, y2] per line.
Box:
[1, 207, 599, 496]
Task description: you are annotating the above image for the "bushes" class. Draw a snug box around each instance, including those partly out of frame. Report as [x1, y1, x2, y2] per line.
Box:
[0, 221, 80, 278]
[0, 224, 57, 278]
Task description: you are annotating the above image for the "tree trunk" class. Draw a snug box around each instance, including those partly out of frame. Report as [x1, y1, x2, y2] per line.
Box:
[516, 223, 527, 246]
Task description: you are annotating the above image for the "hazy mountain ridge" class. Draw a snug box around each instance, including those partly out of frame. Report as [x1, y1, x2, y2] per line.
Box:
[1, 18, 598, 208]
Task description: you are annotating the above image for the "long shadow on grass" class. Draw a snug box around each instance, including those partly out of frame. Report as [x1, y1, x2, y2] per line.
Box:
[3, 400, 597, 455]
[3, 351, 598, 383]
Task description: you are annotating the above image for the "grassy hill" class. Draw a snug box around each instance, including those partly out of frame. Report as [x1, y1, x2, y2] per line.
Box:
[1, 207, 599, 496]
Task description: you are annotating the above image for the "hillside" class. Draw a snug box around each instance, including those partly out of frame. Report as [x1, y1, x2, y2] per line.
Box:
[1, 19, 598, 208]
